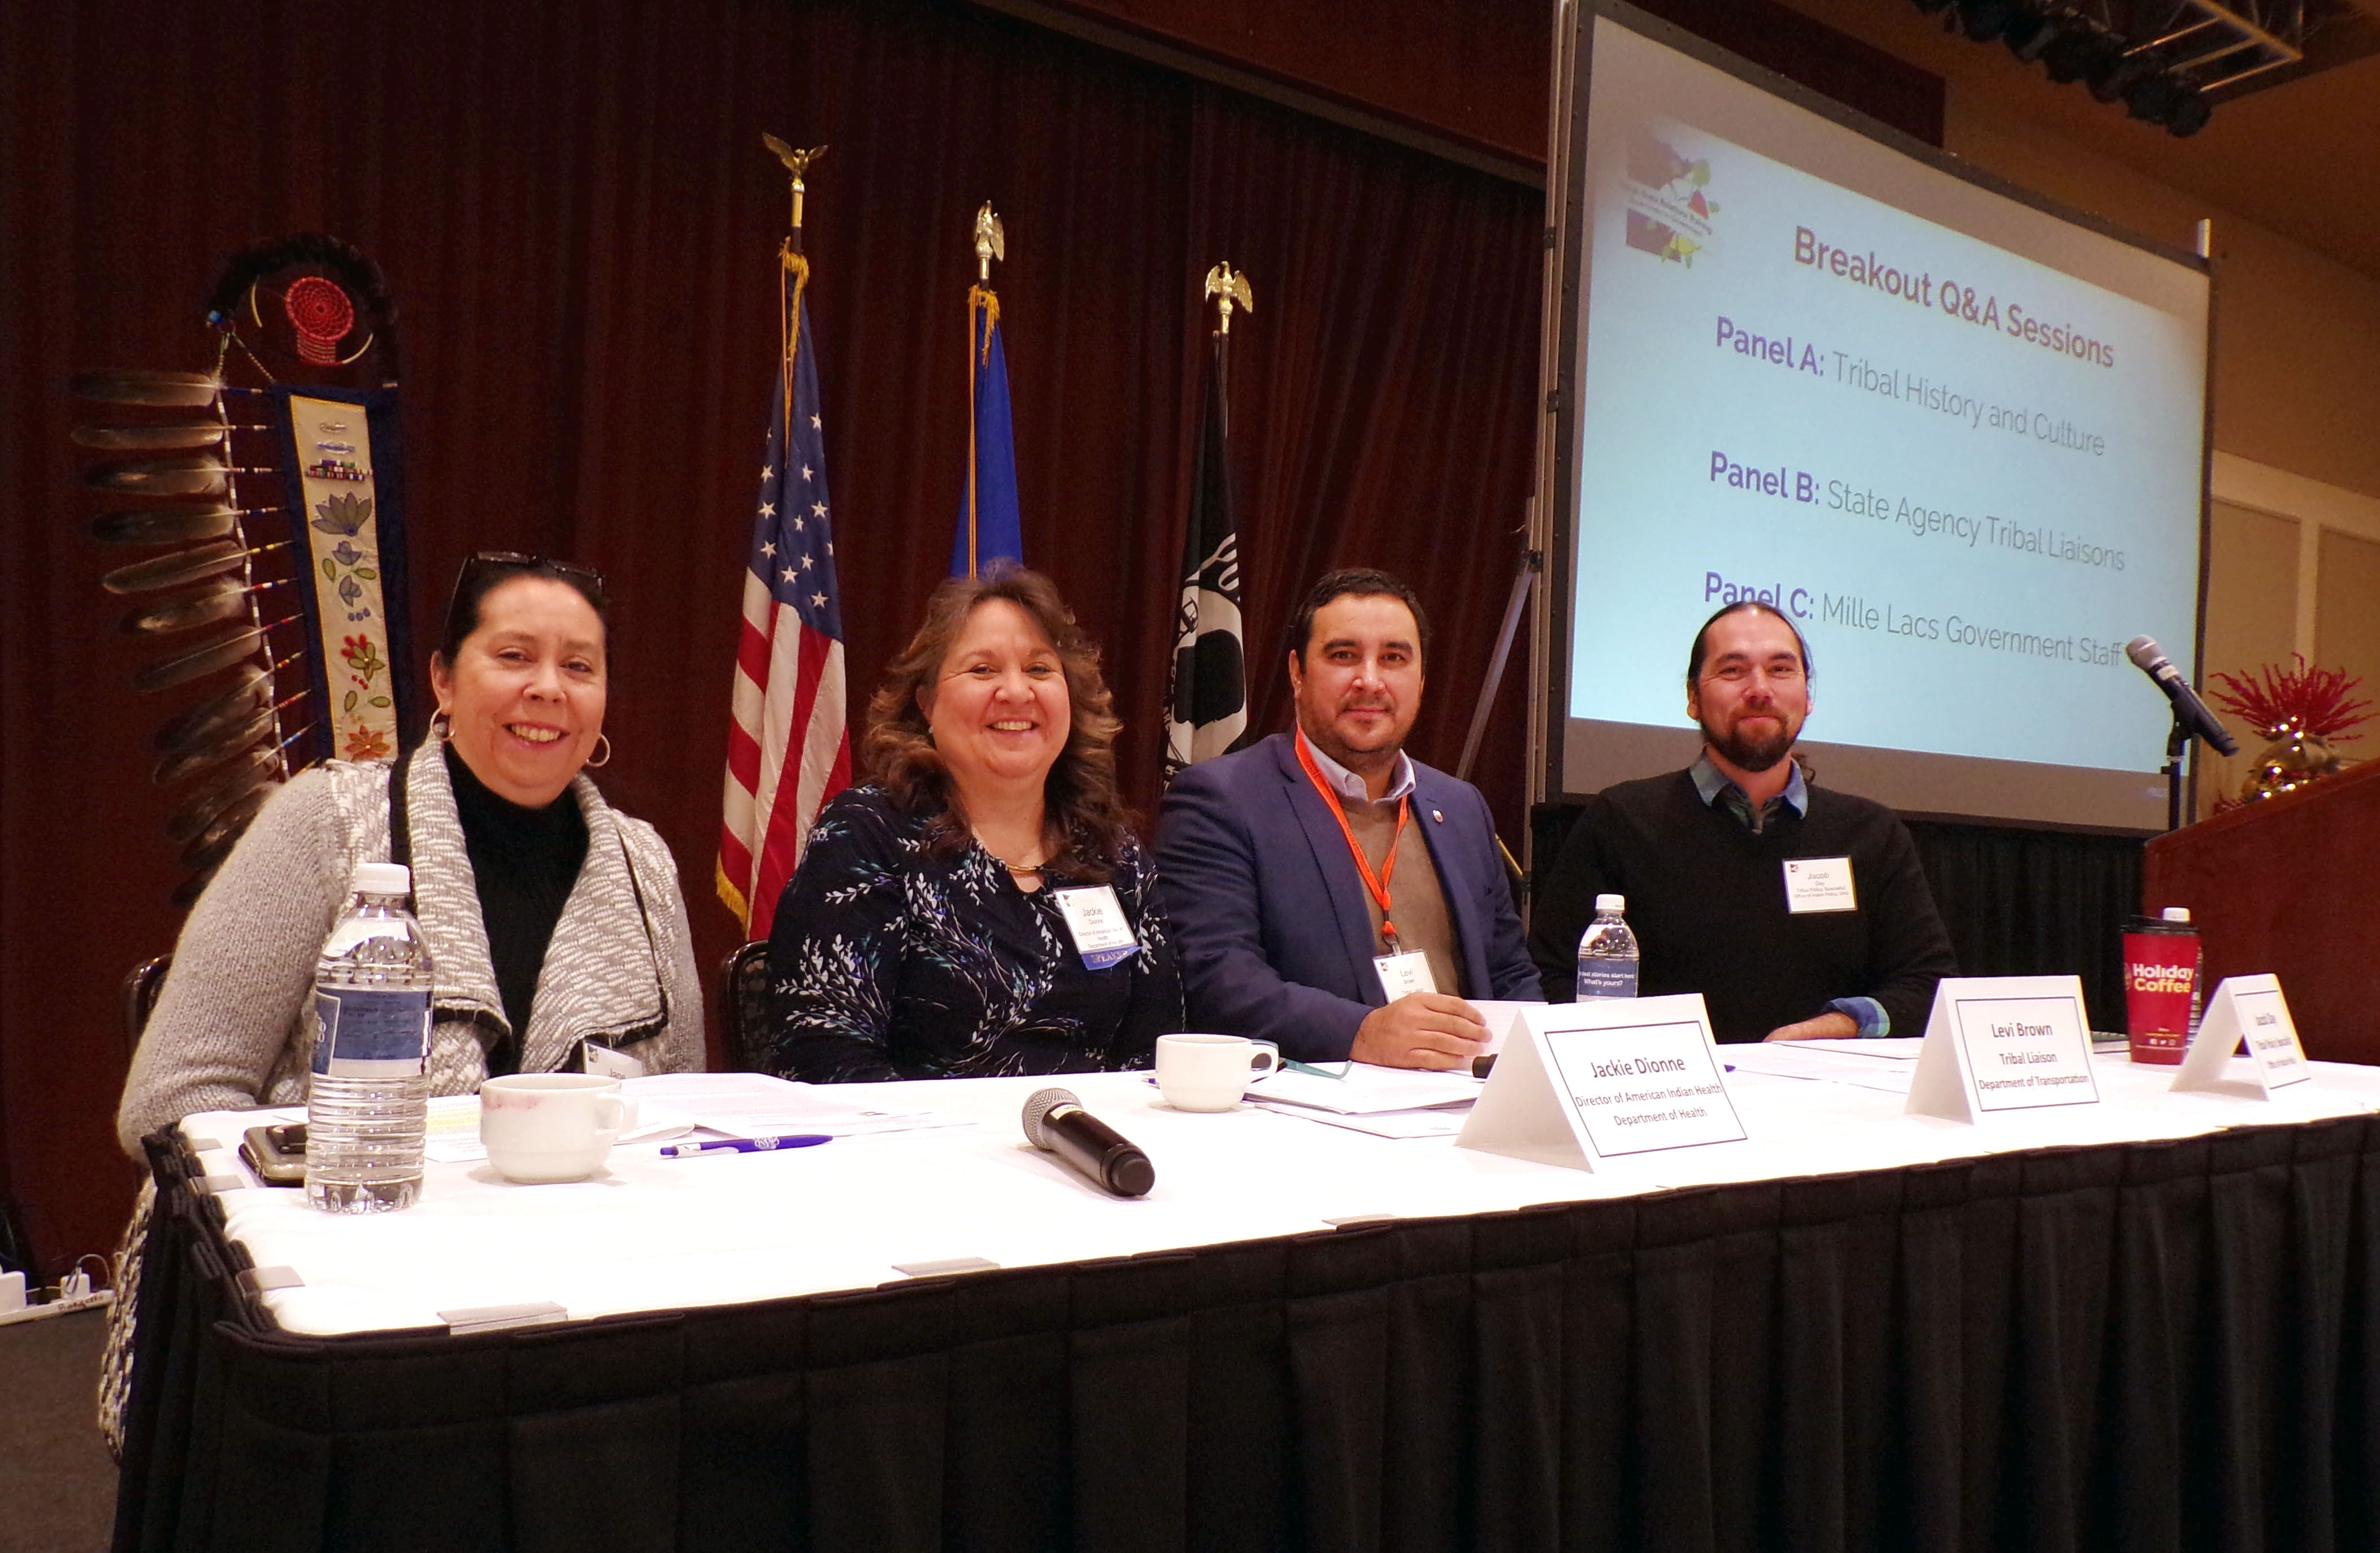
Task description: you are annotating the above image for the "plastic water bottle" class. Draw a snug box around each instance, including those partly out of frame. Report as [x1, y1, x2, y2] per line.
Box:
[1575, 893, 1640, 1000]
[2164, 905, 2205, 1038]
[305, 861, 433, 1213]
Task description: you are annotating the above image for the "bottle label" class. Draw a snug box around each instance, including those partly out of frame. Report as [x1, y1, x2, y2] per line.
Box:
[312, 987, 432, 1075]
[1576, 961, 1639, 1000]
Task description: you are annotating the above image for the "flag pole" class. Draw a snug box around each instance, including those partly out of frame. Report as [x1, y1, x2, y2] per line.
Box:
[1202, 261, 1250, 433]
[967, 203, 1006, 578]
[763, 137, 826, 456]
[1163, 262, 1256, 782]
[722, 135, 839, 931]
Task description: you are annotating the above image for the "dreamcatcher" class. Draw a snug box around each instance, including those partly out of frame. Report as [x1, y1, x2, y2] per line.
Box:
[72, 235, 422, 906]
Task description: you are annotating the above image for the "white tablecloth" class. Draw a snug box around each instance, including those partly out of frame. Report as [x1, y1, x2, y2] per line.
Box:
[179, 1051, 2380, 1338]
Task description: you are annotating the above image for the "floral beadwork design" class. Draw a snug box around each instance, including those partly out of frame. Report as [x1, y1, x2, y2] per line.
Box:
[342, 724, 394, 762]
[337, 632, 394, 728]
[311, 492, 381, 623]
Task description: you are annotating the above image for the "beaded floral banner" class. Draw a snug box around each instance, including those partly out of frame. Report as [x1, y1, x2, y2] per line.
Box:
[286, 392, 398, 763]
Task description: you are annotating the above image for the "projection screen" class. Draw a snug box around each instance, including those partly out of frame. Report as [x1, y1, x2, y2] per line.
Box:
[1536, 3, 2213, 832]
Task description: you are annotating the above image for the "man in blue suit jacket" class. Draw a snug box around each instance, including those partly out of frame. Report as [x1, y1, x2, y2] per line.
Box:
[1156, 569, 1540, 1068]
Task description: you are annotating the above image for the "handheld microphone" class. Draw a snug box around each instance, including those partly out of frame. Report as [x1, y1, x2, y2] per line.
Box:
[1022, 1088, 1155, 1198]
[2125, 636, 2239, 757]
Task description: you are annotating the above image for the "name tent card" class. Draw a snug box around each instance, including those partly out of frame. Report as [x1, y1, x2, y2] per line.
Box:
[1905, 975, 2100, 1123]
[1458, 994, 1746, 1173]
[2172, 974, 2310, 1098]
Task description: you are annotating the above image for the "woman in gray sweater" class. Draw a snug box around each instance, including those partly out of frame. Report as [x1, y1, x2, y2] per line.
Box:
[116, 553, 704, 1155]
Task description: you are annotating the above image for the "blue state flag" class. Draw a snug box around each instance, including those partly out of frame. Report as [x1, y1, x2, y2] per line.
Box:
[952, 293, 1023, 576]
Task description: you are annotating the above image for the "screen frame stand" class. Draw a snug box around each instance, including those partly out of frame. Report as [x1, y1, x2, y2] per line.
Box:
[1458, 546, 1541, 786]
[2165, 714, 2190, 833]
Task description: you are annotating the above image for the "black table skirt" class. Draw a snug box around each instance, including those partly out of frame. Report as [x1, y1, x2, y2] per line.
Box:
[116, 1115, 2380, 1553]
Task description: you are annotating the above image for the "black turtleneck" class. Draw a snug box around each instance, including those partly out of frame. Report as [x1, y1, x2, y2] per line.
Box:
[444, 744, 589, 1073]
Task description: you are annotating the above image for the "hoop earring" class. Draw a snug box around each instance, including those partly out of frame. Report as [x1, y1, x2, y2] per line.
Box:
[585, 733, 613, 769]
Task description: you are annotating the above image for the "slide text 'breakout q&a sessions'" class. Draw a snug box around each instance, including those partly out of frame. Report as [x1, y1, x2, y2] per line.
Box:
[1792, 225, 2119, 370]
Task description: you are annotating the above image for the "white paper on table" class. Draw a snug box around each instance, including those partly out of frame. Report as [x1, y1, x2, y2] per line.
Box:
[1719, 1044, 1916, 1095]
[1466, 1000, 1542, 1054]
[420, 1093, 485, 1162]
[1245, 1063, 1482, 1115]
[621, 1070, 972, 1139]
[1785, 1037, 1925, 1061]
[1250, 1101, 1471, 1139]
[419, 1093, 697, 1164]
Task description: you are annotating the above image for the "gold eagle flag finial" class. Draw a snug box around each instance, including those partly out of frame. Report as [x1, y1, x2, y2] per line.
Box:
[1202, 261, 1253, 335]
[974, 202, 1006, 285]
[762, 136, 827, 236]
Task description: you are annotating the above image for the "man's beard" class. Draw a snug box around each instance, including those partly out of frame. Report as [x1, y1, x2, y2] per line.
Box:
[1703, 714, 1797, 773]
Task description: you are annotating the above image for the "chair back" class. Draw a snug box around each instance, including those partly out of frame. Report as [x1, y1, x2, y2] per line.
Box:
[123, 955, 172, 1060]
[717, 940, 772, 1073]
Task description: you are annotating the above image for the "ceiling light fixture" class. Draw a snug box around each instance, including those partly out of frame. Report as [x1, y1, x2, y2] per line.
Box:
[1926, 2, 2326, 140]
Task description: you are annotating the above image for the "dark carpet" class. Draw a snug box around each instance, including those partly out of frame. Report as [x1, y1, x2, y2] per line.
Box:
[0, 1306, 119, 1553]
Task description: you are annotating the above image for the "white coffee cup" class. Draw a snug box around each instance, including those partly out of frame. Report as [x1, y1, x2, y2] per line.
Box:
[1155, 1033, 1280, 1112]
[479, 1073, 637, 1183]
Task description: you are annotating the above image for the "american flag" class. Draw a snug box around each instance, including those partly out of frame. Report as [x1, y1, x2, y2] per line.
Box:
[718, 290, 849, 934]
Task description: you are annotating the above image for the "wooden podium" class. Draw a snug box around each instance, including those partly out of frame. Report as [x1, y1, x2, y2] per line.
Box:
[2144, 759, 2380, 1065]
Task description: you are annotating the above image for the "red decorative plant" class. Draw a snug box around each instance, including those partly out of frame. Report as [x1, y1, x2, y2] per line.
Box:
[2208, 654, 2372, 744]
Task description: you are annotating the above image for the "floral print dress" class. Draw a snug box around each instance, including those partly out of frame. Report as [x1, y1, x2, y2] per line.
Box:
[764, 785, 1182, 1082]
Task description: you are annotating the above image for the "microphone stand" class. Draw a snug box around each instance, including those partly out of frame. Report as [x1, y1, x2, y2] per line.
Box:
[2165, 713, 2190, 833]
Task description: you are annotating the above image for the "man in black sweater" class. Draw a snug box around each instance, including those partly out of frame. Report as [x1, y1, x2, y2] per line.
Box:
[1530, 602, 1956, 1043]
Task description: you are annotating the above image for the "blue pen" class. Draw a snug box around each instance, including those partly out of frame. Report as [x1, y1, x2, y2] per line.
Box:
[661, 1134, 833, 1157]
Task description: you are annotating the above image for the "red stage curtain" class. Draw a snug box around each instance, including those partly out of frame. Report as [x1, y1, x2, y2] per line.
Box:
[0, 0, 1544, 1269]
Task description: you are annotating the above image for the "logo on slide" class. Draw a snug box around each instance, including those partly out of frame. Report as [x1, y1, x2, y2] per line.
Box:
[1623, 132, 1720, 267]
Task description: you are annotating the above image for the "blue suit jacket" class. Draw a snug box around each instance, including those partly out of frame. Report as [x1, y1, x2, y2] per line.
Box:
[1153, 732, 1540, 1061]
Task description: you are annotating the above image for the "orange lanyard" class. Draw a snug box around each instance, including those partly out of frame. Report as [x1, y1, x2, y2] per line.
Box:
[1294, 728, 1410, 953]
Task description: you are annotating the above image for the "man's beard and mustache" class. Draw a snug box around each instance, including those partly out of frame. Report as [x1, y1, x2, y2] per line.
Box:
[1703, 708, 1799, 773]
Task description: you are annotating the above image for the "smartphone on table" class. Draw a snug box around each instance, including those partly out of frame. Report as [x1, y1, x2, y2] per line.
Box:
[239, 1122, 307, 1187]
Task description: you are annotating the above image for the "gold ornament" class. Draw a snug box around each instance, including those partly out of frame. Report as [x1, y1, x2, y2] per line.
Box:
[2240, 725, 2344, 802]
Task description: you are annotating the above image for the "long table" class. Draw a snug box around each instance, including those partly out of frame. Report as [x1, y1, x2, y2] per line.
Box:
[118, 1053, 2380, 1552]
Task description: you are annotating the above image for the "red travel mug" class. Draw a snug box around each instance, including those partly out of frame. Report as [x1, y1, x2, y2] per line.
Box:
[2123, 907, 2200, 1065]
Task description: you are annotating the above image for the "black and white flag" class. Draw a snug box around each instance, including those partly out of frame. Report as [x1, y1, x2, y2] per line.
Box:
[1163, 331, 1249, 779]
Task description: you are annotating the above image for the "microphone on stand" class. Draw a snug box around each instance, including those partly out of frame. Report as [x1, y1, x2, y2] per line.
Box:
[2125, 636, 2238, 756]
[1022, 1088, 1155, 1198]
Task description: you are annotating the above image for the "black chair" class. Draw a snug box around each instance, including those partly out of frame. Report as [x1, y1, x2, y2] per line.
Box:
[716, 940, 771, 1073]
[122, 955, 171, 1061]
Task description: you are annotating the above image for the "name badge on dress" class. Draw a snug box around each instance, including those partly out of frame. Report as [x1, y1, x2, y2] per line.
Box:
[1783, 856, 1857, 913]
[579, 1040, 646, 1081]
[1054, 885, 1140, 970]
[1374, 950, 1439, 1001]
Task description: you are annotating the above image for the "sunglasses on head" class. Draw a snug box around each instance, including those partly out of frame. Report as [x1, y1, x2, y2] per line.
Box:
[444, 550, 607, 630]
[457, 549, 605, 588]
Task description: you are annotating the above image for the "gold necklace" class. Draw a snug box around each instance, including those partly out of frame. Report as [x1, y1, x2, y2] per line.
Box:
[981, 843, 1045, 875]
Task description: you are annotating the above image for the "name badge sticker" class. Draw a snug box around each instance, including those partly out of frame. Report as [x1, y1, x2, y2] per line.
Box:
[581, 1042, 646, 1081]
[1783, 856, 1857, 913]
[2173, 974, 2311, 1098]
[1054, 886, 1139, 970]
[1374, 951, 1439, 1001]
